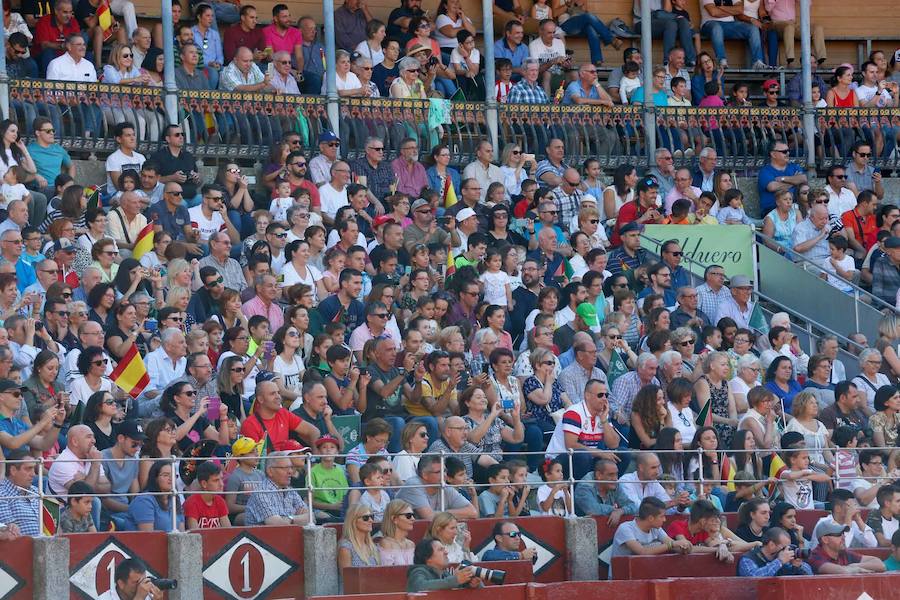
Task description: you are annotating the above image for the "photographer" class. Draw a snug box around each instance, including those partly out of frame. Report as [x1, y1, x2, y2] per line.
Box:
[737, 527, 813, 577]
[407, 539, 483, 592]
[98, 557, 165, 600]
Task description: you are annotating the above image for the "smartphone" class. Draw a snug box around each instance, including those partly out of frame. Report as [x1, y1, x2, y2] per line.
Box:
[359, 367, 368, 377]
[525, 211, 538, 221]
[263, 341, 275, 361]
[404, 265, 412, 276]
[481, 363, 490, 375]
[206, 396, 221, 421]
[501, 398, 515, 411]
[144, 318, 158, 333]
[34, 321, 43, 332]
[437, 216, 450, 225]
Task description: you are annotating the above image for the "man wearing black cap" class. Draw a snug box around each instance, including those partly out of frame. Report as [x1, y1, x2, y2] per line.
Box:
[871, 236, 900, 306]
[807, 520, 885, 574]
[100, 420, 146, 528]
[611, 176, 662, 247]
[607, 221, 649, 277]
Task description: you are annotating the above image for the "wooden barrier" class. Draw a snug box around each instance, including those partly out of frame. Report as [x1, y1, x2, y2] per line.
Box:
[665, 576, 759, 600]
[527, 579, 657, 600]
[342, 560, 533, 595]
[0, 535, 32, 599]
[756, 573, 900, 600]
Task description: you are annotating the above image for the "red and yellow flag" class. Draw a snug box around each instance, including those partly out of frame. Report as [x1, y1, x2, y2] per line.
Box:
[768, 452, 788, 496]
[445, 244, 456, 278]
[97, 0, 114, 41]
[443, 176, 457, 209]
[131, 222, 154, 261]
[110, 344, 150, 399]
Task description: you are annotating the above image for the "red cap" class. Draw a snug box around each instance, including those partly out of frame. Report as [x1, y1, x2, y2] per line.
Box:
[274, 439, 310, 453]
[762, 79, 779, 91]
[314, 434, 340, 448]
[373, 215, 396, 228]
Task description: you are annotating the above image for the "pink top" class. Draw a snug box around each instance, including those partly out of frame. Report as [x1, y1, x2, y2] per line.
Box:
[764, 0, 797, 23]
[262, 24, 304, 55]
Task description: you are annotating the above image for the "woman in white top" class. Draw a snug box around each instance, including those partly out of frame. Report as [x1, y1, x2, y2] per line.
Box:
[602, 164, 637, 222]
[784, 392, 832, 467]
[281, 240, 326, 304]
[392, 421, 429, 485]
[273, 324, 305, 409]
[69, 346, 115, 408]
[355, 19, 386, 66]
[324, 49, 365, 97]
[499, 143, 530, 198]
[434, 0, 475, 52]
[103, 43, 150, 85]
[853, 348, 892, 415]
[79, 208, 108, 253]
[729, 354, 762, 416]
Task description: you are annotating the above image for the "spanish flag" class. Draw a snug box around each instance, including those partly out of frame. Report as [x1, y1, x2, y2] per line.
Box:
[445, 243, 456, 278]
[42, 496, 60, 536]
[110, 344, 150, 399]
[131, 222, 154, 261]
[97, 0, 114, 41]
[722, 455, 736, 491]
[768, 451, 788, 496]
[443, 176, 457, 209]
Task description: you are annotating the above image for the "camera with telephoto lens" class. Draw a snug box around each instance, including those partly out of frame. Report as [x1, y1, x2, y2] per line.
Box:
[149, 578, 178, 590]
[787, 545, 809, 560]
[458, 560, 506, 585]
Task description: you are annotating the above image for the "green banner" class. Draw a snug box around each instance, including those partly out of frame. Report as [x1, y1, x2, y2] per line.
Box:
[642, 225, 755, 279]
[331, 414, 361, 451]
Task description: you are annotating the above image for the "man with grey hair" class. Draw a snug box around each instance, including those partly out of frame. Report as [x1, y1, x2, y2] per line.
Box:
[563, 63, 615, 107]
[241, 273, 283, 329]
[462, 140, 504, 203]
[0, 201, 29, 237]
[143, 328, 187, 413]
[106, 191, 147, 258]
[245, 453, 311, 526]
[792, 204, 833, 264]
[73, 266, 101, 304]
[692, 147, 720, 192]
[0, 228, 35, 292]
[611, 352, 661, 425]
[269, 50, 300, 94]
[648, 147, 676, 200]
[220, 46, 272, 91]
[130, 27, 152, 67]
[817, 335, 847, 383]
[670, 286, 712, 336]
[657, 350, 684, 387]
[63, 320, 112, 383]
[22, 259, 58, 310]
[350, 135, 396, 204]
[428, 416, 498, 480]
[559, 333, 607, 404]
[198, 230, 245, 292]
[507, 58, 549, 104]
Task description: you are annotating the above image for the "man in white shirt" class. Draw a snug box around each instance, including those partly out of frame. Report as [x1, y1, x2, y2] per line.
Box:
[47, 424, 111, 496]
[809, 489, 878, 549]
[46, 34, 97, 82]
[528, 18, 569, 92]
[106, 191, 147, 258]
[824, 165, 857, 218]
[309, 130, 340, 185]
[462, 140, 504, 203]
[715, 275, 755, 329]
[105, 122, 146, 192]
[98, 557, 164, 600]
[270, 51, 300, 94]
[187, 184, 240, 244]
[142, 328, 187, 416]
[856, 60, 898, 109]
[618, 452, 690, 514]
[318, 160, 351, 227]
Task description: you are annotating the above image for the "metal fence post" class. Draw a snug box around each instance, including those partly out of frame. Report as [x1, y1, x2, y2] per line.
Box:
[0, 0, 9, 120]
[307, 454, 315, 526]
[439, 452, 446, 512]
[322, 0, 340, 141]
[37, 458, 44, 536]
[799, 0, 815, 172]
[170, 458, 178, 532]
[161, 0, 178, 125]
[567, 448, 575, 517]
[639, 0, 656, 163]
[481, 0, 499, 150]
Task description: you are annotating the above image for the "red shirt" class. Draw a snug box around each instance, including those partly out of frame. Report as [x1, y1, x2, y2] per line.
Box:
[841, 208, 878, 250]
[665, 519, 710, 544]
[183, 494, 228, 528]
[611, 200, 662, 247]
[223, 24, 267, 64]
[240, 408, 302, 445]
[32, 14, 81, 57]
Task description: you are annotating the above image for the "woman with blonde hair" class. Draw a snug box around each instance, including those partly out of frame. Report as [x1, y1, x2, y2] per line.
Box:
[427, 512, 474, 563]
[499, 143, 530, 198]
[103, 43, 150, 85]
[576, 206, 609, 250]
[165, 286, 195, 331]
[165, 258, 192, 291]
[876, 312, 900, 382]
[378, 499, 416, 566]
[338, 504, 380, 570]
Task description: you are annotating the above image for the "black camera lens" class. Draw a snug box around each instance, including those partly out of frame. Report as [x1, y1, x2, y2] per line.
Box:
[150, 578, 178, 590]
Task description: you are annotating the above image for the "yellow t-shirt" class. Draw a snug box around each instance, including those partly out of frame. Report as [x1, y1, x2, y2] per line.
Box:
[405, 373, 457, 417]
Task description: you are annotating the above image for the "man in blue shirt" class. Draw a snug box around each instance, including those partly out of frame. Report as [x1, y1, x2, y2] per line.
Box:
[757, 140, 807, 215]
[482, 521, 537, 562]
[737, 526, 814, 577]
[26, 116, 72, 197]
[0, 448, 41, 536]
[562, 63, 615, 106]
[494, 21, 529, 80]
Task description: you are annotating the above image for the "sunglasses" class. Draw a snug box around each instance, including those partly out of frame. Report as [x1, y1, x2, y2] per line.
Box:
[103, 250, 119, 256]
[92, 359, 109, 366]
[541, 360, 555, 366]
[500, 531, 521, 538]
[39, 128, 55, 134]
[680, 339, 696, 347]
[417, 431, 428, 438]
[373, 313, 389, 319]
[168, 316, 184, 322]
[511, 150, 522, 155]
[596, 392, 609, 398]
[589, 219, 599, 224]
[359, 514, 374, 522]
[206, 276, 224, 288]
[832, 175, 847, 180]
[326, 142, 340, 147]
[399, 512, 415, 519]
[291, 161, 307, 168]
[179, 389, 197, 396]
[231, 367, 245, 373]
[167, 190, 183, 196]
[856, 152, 872, 157]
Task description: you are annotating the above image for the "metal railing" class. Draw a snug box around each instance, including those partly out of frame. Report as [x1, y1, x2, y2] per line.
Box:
[6, 444, 897, 537]
[8, 79, 900, 169]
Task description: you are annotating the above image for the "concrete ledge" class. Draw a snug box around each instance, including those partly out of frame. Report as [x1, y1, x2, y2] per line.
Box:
[303, 525, 339, 597]
[564, 516, 599, 582]
[33, 536, 70, 600]
[167, 532, 203, 600]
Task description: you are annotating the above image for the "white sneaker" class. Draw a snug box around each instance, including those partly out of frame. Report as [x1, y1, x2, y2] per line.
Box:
[751, 60, 768, 70]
